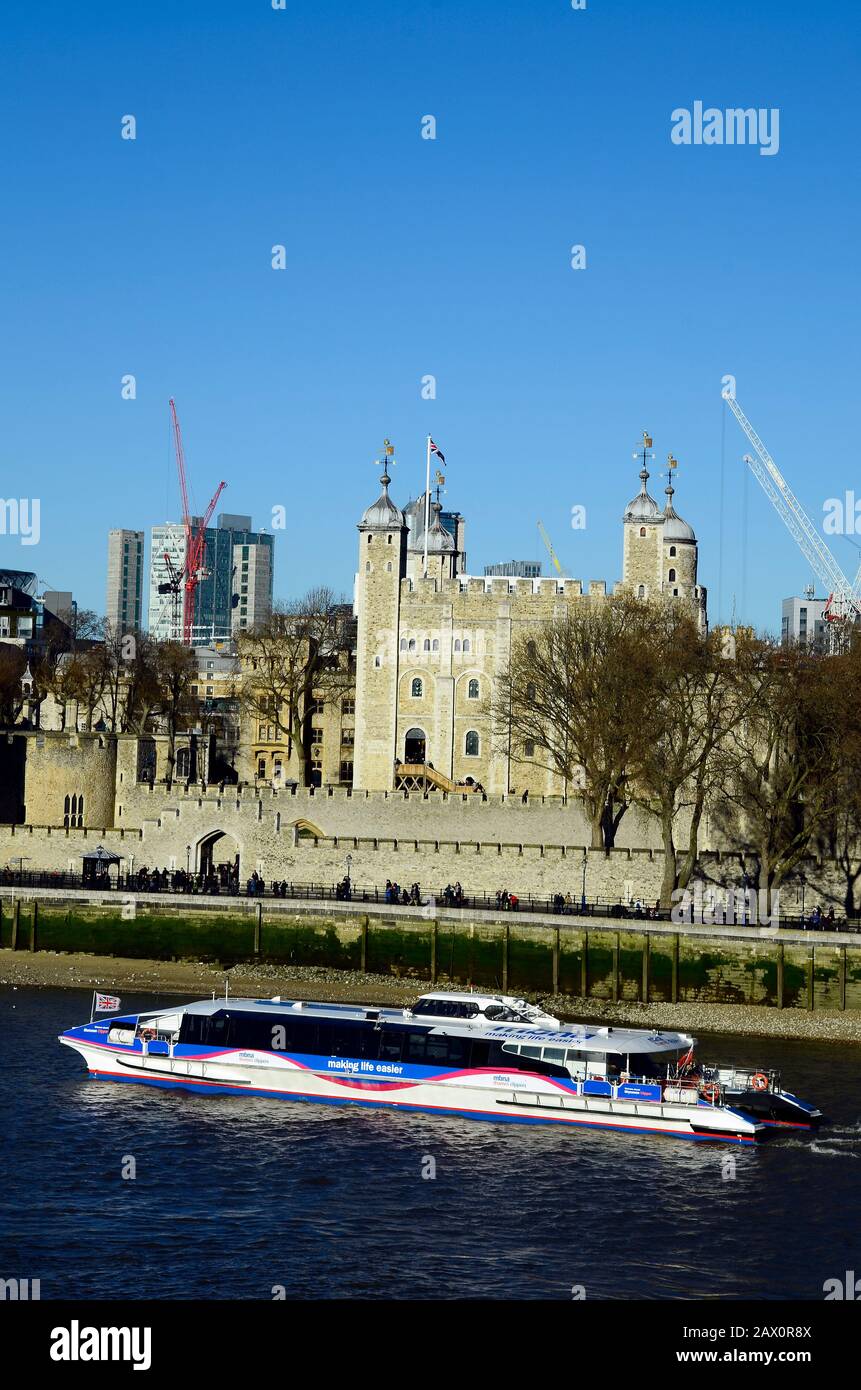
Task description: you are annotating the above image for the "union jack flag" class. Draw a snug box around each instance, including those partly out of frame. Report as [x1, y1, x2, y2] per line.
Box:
[95, 993, 121, 1013]
[429, 438, 445, 465]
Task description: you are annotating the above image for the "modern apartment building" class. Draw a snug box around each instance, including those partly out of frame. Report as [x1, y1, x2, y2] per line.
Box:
[106, 529, 145, 632]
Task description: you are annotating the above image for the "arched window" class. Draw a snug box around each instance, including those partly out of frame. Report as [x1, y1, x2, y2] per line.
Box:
[668, 568, 676, 583]
[387, 534, 392, 544]
[411, 677, 423, 697]
[374, 655, 381, 668]
[637, 584, 645, 598]
[526, 640, 536, 658]
[386, 561, 392, 572]
[639, 527, 646, 537]
[526, 681, 536, 702]
[176, 747, 190, 779]
[408, 638, 416, 651]
[468, 678, 479, 699]
[454, 639, 461, 652]
[365, 561, 371, 572]
[432, 639, 439, 651]
[423, 638, 431, 651]
[400, 638, 407, 650]
[525, 740, 535, 757]
[465, 730, 480, 757]
[463, 638, 470, 652]
[669, 545, 676, 556]
[63, 794, 70, 828]
[367, 534, 372, 544]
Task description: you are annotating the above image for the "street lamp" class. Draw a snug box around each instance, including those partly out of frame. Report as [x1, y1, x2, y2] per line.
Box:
[186, 844, 191, 875]
[581, 848, 588, 910]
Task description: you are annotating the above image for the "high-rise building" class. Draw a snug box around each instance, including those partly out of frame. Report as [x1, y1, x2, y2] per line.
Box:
[106, 529, 144, 632]
[483, 560, 543, 578]
[148, 514, 274, 645]
[781, 592, 828, 648]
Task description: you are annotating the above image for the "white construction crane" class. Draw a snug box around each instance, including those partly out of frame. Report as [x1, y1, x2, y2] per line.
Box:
[722, 389, 859, 626]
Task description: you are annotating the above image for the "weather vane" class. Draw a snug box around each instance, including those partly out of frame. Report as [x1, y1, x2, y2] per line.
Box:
[633, 431, 654, 471]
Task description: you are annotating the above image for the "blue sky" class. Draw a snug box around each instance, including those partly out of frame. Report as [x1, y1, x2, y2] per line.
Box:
[1, 0, 859, 633]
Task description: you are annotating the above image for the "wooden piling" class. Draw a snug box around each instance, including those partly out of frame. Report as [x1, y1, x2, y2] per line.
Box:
[253, 901, 262, 956]
[11, 899, 19, 951]
[642, 932, 650, 1004]
[552, 927, 560, 996]
[612, 932, 620, 1003]
[808, 947, 815, 1011]
[671, 933, 679, 1003]
[580, 930, 588, 998]
[360, 916, 368, 973]
[502, 920, 509, 992]
[839, 945, 847, 1011]
[776, 942, 784, 1010]
[30, 900, 38, 953]
[430, 919, 438, 984]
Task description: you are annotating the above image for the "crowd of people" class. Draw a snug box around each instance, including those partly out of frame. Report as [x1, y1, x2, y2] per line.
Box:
[384, 880, 424, 906]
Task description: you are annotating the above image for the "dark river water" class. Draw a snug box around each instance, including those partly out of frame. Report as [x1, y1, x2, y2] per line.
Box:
[2, 986, 859, 1300]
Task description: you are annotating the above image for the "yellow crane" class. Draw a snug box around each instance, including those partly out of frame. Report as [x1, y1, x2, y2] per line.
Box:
[537, 520, 566, 577]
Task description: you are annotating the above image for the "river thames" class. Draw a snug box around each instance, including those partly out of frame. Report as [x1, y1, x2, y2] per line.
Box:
[2, 986, 859, 1300]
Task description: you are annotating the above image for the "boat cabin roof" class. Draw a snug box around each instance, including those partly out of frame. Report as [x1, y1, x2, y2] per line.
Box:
[136, 996, 693, 1056]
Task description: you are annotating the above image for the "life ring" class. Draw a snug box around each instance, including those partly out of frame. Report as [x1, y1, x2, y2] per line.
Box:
[751, 1072, 769, 1091]
[139, 1027, 156, 1042]
[701, 1082, 720, 1103]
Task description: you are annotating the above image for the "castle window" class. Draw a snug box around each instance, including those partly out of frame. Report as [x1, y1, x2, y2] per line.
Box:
[366, 561, 371, 572]
[462, 639, 470, 652]
[638, 584, 646, 598]
[468, 678, 479, 699]
[387, 534, 392, 544]
[386, 562, 392, 572]
[526, 641, 536, 659]
[257, 759, 266, 778]
[400, 638, 407, 650]
[639, 527, 646, 537]
[176, 747, 191, 779]
[668, 568, 676, 582]
[454, 639, 461, 652]
[669, 545, 676, 556]
[423, 638, 430, 651]
[374, 655, 381, 668]
[367, 535, 372, 544]
[411, 677, 423, 697]
[673, 588, 679, 597]
[465, 730, 480, 757]
[432, 639, 439, 651]
[408, 638, 416, 652]
[525, 740, 535, 757]
[526, 682, 536, 702]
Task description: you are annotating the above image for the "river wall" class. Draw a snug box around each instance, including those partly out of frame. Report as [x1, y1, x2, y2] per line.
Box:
[3, 890, 860, 1012]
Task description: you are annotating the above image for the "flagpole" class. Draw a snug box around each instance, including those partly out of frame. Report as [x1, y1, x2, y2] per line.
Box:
[423, 435, 431, 577]
[90, 990, 96, 1023]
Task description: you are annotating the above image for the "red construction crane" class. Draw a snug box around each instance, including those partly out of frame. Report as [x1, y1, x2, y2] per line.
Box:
[168, 398, 227, 645]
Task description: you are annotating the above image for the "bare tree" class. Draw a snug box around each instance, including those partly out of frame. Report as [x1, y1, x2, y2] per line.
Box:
[493, 594, 661, 848]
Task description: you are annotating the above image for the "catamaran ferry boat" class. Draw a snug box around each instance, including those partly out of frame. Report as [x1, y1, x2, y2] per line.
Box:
[59, 990, 822, 1145]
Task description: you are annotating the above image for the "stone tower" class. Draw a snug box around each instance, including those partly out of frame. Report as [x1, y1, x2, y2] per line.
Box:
[622, 432, 664, 600]
[660, 459, 708, 631]
[353, 462, 408, 791]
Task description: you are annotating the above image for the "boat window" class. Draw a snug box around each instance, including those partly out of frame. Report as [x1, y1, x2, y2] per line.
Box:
[519, 1046, 541, 1059]
[378, 1027, 405, 1061]
[469, 1040, 490, 1067]
[542, 1048, 565, 1062]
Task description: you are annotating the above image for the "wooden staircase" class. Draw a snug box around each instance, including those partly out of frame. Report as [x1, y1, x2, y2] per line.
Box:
[394, 763, 479, 794]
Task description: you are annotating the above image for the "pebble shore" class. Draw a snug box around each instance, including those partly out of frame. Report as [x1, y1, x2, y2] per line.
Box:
[2, 948, 860, 1043]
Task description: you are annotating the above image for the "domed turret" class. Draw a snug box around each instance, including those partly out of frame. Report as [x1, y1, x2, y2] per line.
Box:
[662, 457, 696, 543]
[623, 432, 661, 524]
[360, 465, 405, 530]
[425, 500, 455, 553]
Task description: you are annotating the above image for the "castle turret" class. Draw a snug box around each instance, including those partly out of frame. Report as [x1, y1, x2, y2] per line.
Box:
[622, 431, 663, 599]
[353, 460, 408, 790]
[660, 457, 707, 630]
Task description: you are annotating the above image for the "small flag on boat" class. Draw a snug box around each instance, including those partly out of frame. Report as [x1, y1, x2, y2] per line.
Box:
[95, 993, 121, 1013]
[430, 438, 446, 465]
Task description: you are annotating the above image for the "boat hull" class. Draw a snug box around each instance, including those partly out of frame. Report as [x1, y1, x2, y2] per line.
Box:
[60, 1034, 765, 1145]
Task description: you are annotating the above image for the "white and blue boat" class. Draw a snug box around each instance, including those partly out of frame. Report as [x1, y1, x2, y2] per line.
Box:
[59, 990, 822, 1145]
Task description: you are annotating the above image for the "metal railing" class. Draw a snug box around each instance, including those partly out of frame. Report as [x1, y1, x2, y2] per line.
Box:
[0, 867, 859, 931]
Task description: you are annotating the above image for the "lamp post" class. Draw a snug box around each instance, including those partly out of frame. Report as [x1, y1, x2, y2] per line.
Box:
[186, 844, 191, 875]
[581, 848, 587, 911]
